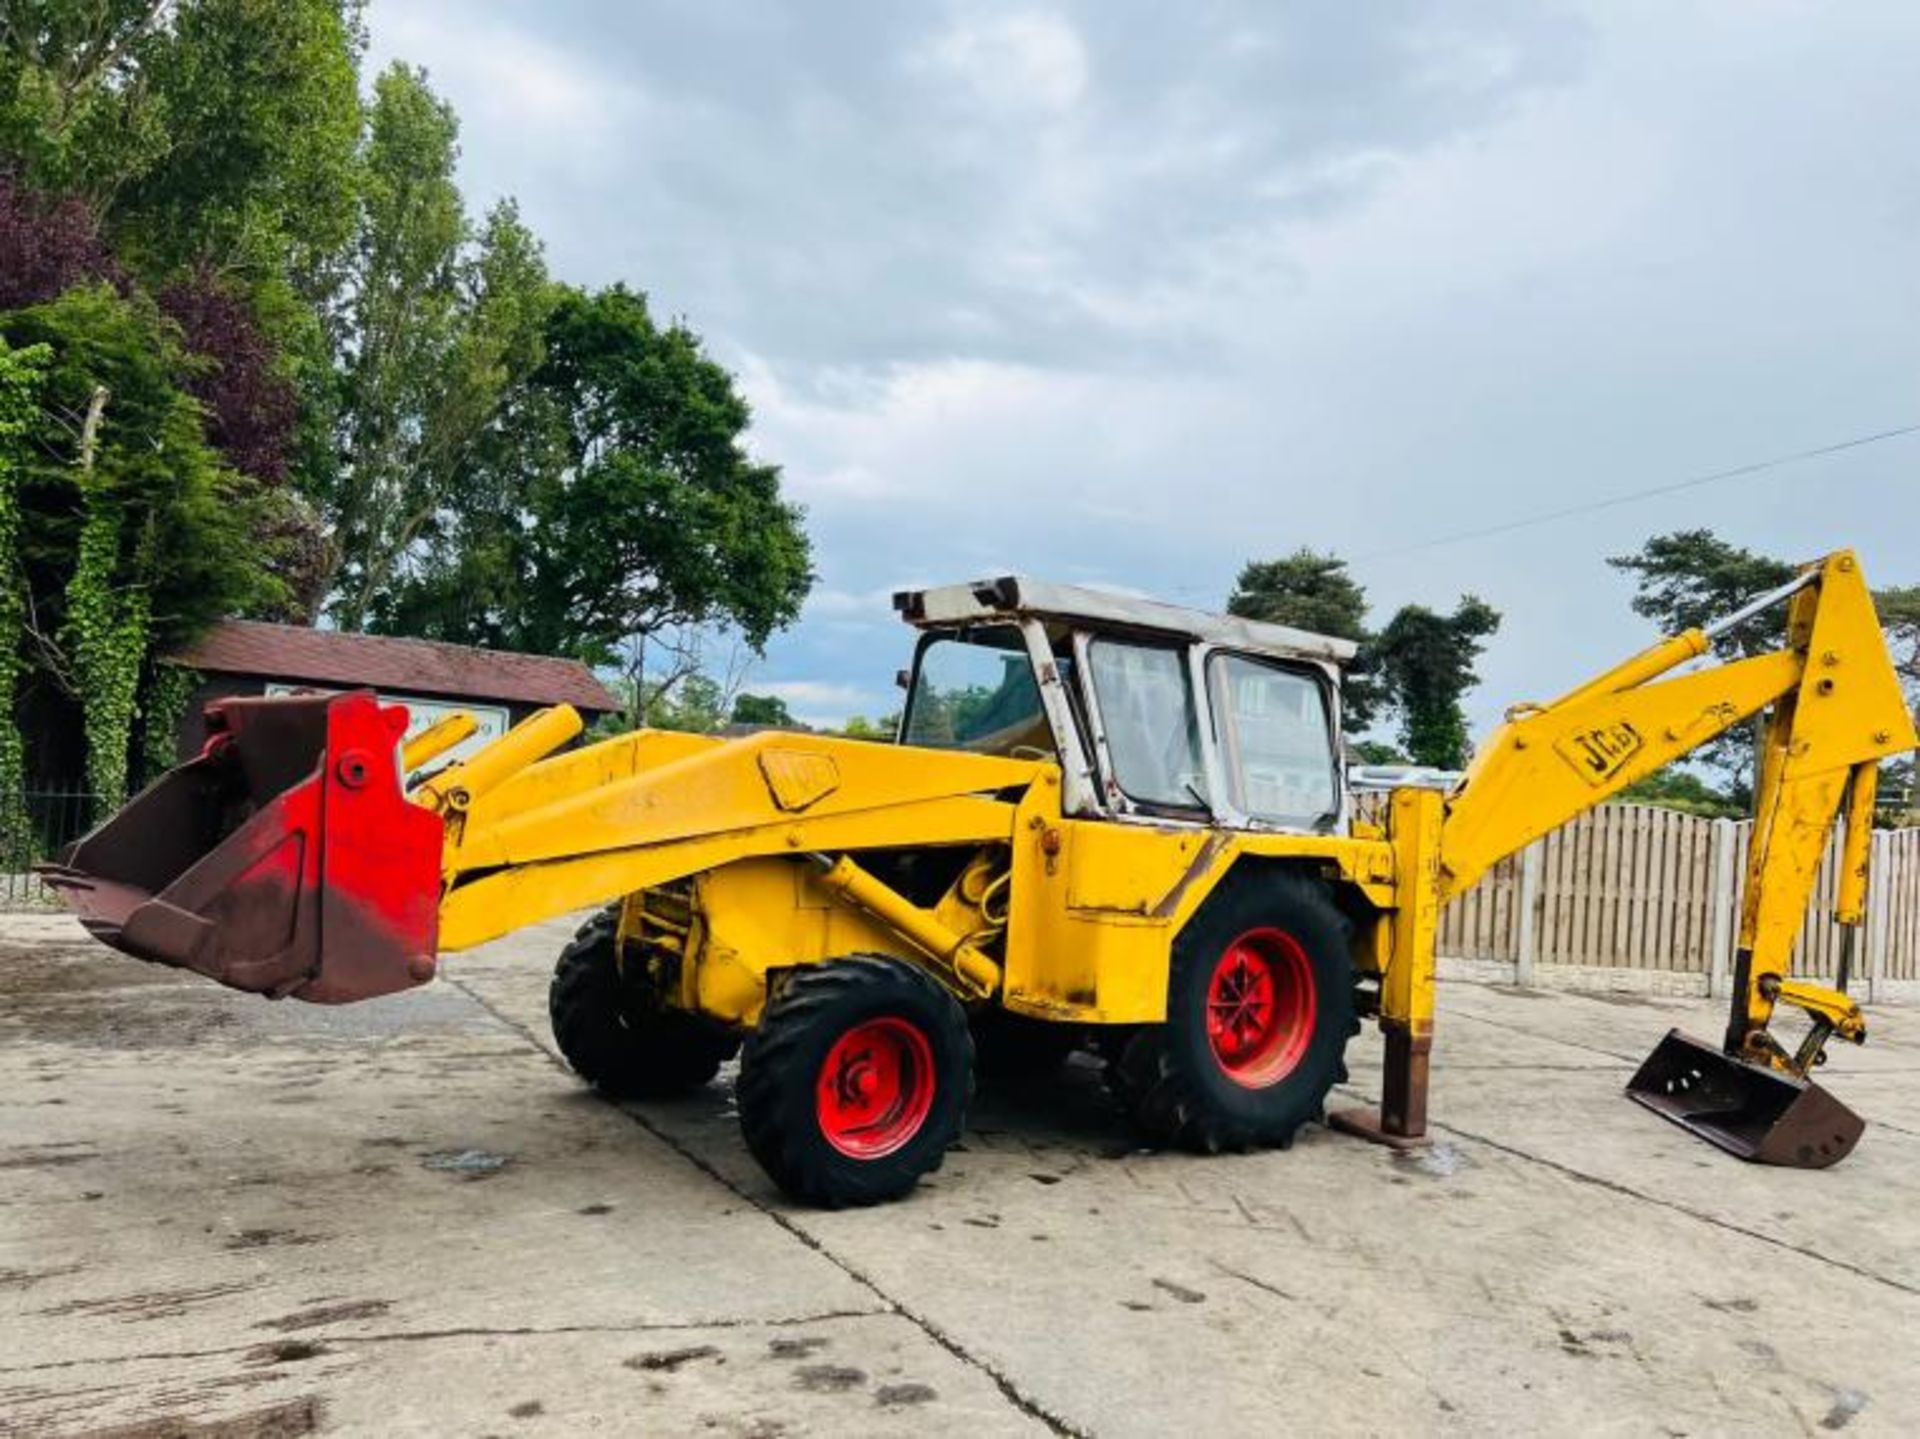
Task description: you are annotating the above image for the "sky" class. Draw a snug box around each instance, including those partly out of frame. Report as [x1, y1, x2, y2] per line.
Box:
[367, 1, 1920, 732]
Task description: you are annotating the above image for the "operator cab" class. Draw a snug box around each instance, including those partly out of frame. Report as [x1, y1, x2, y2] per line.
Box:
[893, 576, 1356, 835]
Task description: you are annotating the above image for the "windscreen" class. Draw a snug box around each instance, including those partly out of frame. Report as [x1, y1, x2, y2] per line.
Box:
[903, 627, 1055, 757]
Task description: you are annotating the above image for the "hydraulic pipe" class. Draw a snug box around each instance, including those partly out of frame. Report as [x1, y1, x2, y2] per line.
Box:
[812, 854, 1002, 997]
[1532, 630, 1711, 715]
[1835, 762, 1879, 927]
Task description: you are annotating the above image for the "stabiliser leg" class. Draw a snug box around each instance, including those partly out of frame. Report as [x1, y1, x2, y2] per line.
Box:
[1329, 1020, 1432, 1150]
[1330, 786, 1441, 1151]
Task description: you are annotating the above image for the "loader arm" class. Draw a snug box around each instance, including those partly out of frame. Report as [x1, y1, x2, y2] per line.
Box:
[1346, 550, 1917, 1164]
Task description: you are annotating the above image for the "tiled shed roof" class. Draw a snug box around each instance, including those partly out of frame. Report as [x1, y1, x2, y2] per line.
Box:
[170, 620, 619, 713]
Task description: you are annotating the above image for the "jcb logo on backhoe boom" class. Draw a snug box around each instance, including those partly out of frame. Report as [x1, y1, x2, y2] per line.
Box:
[1555, 720, 1644, 786]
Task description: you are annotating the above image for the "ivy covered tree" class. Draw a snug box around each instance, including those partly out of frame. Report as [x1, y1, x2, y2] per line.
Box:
[0, 337, 48, 834]
[2, 286, 283, 802]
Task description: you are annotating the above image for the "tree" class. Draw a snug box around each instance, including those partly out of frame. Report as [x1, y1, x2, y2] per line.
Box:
[1608, 531, 1797, 658]
[842, 712, 900, 741]
[1227, 548, 1381, 729]
[324, 67, 555, 629]
[1609, 531, 1800, 794]
[730, 693, 794, 728]
[374, 283, 813, 702]
[0, 338, 48, 831]
[1617, 765, 1745, 818]
[0, 1, 176, 202]
[1878, 584, 1920, 692]
[645, 672, 725, 735]
[105, 0, 365, 278]
[1371, 595, 1501, 769]
[2, 285, 283, 800]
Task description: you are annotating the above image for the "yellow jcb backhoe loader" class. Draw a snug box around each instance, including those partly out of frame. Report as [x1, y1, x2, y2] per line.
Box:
[40, 551, 1917, 1206]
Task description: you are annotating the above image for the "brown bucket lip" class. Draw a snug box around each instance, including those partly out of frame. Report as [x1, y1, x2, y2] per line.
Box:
[1626, 1028, 1864, 1170]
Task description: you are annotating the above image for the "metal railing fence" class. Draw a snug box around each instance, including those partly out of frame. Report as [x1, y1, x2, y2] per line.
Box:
[1, 788, 100, 909]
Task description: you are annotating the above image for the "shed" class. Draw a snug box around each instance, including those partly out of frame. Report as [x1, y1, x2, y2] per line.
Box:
[167, 621, 619, 775]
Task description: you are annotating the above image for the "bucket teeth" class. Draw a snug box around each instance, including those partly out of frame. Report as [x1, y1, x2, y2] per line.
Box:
[1626, 1029, 1864, 1169]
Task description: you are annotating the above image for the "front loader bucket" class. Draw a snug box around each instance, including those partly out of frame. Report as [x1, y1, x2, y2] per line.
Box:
[37, 691, 445, 1004]
[1626, 1029, 1864, 1169]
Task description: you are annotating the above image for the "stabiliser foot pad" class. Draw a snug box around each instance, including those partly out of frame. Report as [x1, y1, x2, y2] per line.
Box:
[1327, 1106, 1432, 1151]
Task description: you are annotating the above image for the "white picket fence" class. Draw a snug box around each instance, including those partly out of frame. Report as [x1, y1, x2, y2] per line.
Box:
[1434, 803, 1920, 1000]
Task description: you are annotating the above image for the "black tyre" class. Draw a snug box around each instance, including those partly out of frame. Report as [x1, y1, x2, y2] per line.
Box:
[1109, 871, 1356, 1153]
[971, 1008, 1080, 1080]
[738, 956, 973, 1208]
[549, 908, 738, 1098]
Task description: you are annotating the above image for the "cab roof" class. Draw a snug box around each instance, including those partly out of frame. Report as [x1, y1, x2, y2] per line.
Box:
[892, 575, 1359, 666]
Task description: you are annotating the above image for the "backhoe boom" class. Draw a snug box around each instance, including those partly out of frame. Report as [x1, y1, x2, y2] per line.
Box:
[1344, 550, 1917, 1164]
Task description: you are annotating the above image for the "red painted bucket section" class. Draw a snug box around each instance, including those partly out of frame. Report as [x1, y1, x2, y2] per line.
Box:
[40, 691, 445, 1004]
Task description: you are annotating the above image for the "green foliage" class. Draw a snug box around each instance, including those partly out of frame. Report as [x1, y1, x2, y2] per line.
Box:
[842, 712, 900, 741]
[2, 8, 813, 792]
[137, 659, 196, 785]
[0, 1, 175, 200]
[1229, 549, 1369, 639]
[1349, 740, 1408, 766]
[109, 0, 366, 277]
[373, 283, 812, 680]
[1227, 548, 1381, 729]
[730, 693, 794, 728]
[1878, 584, 1920, 691]
[324, 66, 558, 629]
[65, 483, 149, 810]
[1617, 765, 1745, 819]
[1608, 531, 1797, 659]
[645, 673, 726, 735]
[2, 286, 280, 792]
[1371, 595, 1501, 769]
[0, 338, 48, 831]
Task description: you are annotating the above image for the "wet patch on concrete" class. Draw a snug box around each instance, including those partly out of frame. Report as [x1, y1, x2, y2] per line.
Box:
[419, 1148, 512, 1179]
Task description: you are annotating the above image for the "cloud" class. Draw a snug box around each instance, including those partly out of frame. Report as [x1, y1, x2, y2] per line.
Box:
[915, 12, 1090, 114]
[371, 2, 1920, 731]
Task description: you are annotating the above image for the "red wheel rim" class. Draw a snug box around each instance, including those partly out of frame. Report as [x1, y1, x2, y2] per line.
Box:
[816, 1017, 937, 1159]
[1205, 927, 1317, 1088]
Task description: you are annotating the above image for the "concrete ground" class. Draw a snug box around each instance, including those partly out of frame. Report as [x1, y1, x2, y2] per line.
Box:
[4, 912, 1919, 1438]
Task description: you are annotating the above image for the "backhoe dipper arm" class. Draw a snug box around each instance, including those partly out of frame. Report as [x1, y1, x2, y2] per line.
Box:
[1349, 551, 1916, 1149]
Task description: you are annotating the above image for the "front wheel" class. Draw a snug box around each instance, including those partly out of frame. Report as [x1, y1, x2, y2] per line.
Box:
[1110, 872, 1356, 1152]
[549, 908, 738, 1098]
[738, 956, 973, 1208]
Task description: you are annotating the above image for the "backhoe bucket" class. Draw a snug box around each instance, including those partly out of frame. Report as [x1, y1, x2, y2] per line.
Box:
[38, 691, 445, 1004]
[1626, 1029, 1864, 1169]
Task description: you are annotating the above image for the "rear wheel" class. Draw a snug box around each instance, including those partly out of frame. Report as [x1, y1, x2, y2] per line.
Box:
[738, 956, 973, 1207]
[1110, 872, 1356, 1152]
[549, 908, 738, 1098]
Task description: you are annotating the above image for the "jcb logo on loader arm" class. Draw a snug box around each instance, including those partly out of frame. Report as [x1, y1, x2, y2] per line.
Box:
[1556, 720, 1644, 785]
